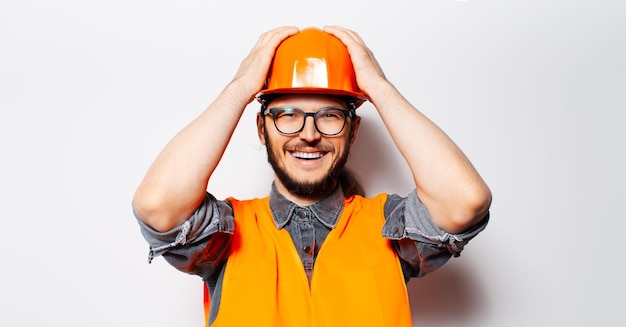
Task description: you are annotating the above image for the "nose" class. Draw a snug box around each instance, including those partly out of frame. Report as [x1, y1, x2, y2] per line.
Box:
[298, 115, 321, 142]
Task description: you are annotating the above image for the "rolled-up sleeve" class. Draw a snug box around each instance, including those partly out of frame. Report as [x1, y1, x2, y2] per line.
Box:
[382, 190, 489, 277]
[134, 192, 235, 279]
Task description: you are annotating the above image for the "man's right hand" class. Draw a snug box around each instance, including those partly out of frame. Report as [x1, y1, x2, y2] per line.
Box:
[229, 26, 299, 104]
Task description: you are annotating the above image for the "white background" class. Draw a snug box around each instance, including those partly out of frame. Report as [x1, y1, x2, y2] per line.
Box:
[1, 0, 625, 326]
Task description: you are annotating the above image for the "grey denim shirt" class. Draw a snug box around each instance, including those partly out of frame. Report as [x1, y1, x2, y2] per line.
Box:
[137, 183, 488, 276]
[136, 184, 488, 322]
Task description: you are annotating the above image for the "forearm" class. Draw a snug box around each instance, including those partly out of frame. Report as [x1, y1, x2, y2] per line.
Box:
[133, 82, 251, 232]
[370, 81, 491, 233]
[321, 26, 491, 233]
[133, 26, 300, 232]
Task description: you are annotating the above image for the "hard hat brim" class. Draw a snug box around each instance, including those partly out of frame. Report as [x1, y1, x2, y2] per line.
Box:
[256, 87, 367, 108]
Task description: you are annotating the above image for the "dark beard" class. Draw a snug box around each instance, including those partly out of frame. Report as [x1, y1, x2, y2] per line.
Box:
[264, 129, 350, 199]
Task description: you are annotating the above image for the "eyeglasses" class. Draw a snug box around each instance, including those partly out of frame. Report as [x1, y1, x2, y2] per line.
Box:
[263, 106, 355, 136]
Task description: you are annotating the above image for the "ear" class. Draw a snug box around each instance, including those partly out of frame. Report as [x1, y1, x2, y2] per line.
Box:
[256, 113, 266, 145]
[348, 116, 361, 146]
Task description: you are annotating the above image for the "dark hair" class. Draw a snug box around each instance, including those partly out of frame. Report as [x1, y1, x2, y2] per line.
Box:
[339, 168, 365, 197]
[341, 116, 364, 197]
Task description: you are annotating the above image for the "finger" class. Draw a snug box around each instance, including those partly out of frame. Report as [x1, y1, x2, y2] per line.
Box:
[255, 26, 299, 48]
[323, 25, 364, 46]
[323, 25, 376, 66]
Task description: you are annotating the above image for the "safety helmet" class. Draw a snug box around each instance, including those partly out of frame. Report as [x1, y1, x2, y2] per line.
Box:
[257, 27, 367, 109]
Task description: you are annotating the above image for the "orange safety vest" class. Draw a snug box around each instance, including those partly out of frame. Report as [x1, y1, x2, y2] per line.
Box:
[204, 193, 412, 327]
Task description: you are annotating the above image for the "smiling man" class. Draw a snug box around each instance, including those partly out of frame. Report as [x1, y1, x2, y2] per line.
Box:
[133, 26, 491, 327]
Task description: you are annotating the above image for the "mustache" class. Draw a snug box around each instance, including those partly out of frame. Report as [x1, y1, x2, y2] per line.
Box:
[284, 142, 334, 152]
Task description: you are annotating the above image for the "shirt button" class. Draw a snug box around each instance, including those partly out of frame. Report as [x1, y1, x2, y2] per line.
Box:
[303, 245, 312, 254]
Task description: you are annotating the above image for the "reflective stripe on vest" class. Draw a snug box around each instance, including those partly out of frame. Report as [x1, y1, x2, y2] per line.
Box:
[209, 193, 412, 327]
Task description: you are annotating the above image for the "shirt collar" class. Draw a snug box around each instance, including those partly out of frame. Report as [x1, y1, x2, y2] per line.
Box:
[269, 182, 344, 229]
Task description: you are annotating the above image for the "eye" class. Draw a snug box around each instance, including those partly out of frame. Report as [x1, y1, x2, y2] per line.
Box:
[277, 111, 294, 118]
[320, 109, 344, 119]
[275, 107, 301, 119]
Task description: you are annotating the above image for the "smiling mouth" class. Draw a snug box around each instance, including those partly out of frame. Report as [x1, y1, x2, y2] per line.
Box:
[291, 152, 326, 160]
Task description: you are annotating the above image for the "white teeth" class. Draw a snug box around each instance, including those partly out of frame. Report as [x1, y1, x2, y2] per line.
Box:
[292, 152, 324, 159]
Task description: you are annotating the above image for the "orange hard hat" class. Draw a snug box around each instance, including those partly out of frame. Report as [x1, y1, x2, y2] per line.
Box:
[257, 27, 367, 108]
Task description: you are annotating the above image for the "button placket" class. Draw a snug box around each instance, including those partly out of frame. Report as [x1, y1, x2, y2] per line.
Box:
[296, 208, 315, 274]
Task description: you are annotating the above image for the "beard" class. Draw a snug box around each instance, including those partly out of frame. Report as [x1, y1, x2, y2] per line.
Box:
[264, 128, 350, 199]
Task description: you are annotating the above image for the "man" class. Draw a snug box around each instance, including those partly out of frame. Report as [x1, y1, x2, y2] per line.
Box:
[133, 26, 491, 327]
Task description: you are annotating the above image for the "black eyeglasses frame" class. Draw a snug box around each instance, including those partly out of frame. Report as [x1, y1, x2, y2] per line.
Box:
[262, 106, 356, 136]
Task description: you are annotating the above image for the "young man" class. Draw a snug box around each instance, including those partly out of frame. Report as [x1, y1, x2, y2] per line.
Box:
[133, 26, 491, 326]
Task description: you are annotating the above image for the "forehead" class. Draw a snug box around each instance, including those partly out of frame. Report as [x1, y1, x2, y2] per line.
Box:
[267, 94, 348, 110]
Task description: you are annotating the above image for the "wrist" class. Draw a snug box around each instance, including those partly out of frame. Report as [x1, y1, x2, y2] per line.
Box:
[365, 80, 400, 108]
[221, 79, 259, 106]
